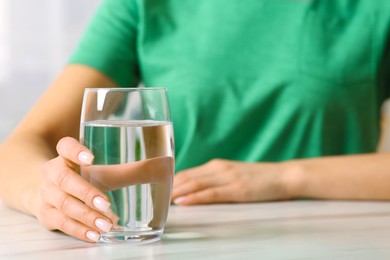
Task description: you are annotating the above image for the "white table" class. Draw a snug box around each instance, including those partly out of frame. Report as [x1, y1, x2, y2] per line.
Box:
[1, 200, 390, 259]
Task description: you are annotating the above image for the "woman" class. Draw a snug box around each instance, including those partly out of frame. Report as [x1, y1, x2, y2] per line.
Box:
[1, 0, 390, 242]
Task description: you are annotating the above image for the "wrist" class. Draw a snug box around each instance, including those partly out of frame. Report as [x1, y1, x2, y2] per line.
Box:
[279, 160, 307, 199]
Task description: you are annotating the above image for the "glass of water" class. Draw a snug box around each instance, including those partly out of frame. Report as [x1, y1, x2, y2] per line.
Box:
[79, 88, 174, 243]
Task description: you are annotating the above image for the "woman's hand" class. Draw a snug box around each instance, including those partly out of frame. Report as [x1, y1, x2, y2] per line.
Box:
[36, 137, 113, 242]
[172, 159, 292, 205]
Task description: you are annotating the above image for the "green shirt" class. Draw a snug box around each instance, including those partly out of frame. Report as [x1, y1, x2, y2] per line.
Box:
[70, 0, 390, 172]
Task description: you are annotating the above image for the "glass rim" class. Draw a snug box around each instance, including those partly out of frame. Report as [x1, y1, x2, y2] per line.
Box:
[84, 87, 167, 92]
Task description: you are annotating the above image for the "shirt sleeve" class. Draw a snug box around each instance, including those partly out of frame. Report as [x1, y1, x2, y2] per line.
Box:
[68, 0, 140, 87]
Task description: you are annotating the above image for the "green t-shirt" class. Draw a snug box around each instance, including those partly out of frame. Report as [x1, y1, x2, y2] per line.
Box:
[70, 0, 390, 172]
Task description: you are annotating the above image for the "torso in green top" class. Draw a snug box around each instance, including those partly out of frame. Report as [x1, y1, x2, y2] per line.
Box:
[70, 0, 390, 171]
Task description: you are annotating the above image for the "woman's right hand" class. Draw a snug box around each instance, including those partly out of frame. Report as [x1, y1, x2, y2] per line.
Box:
[37, 137, 113, 242]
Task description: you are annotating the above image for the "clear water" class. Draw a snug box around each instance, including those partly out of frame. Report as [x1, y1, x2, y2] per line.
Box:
[80, 120, 174, 243]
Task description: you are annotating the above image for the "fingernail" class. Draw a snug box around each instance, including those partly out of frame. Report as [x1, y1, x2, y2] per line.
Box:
[95, 218, 113, 233]
[86, 231, 100, 242]
[174, 196, 187, 205]
[93, 196, 111, 212]
[78, 151, 94, 164]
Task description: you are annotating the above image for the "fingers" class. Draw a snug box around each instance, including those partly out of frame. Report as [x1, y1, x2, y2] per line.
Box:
[42, 207, 102, 242]
[173, 160, 287, 205]
[172, 160, 251, 205]
[54, 137, 110, 210]
[56, 136, 94, 166]
[43, 183, 113, 234]
[173, 162, 220, 190]
[39, 136, 114, 242]
[172, 171, 232, 205]
[174, 185, 239, 205]
[172, 174, 220, 198]
[41, 159, 113, 242]
[44, 158, 111, 212]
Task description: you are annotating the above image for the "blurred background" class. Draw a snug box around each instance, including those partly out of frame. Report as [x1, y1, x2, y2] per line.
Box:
[0, 0, 390, 151]
[0, 0, 100, 142]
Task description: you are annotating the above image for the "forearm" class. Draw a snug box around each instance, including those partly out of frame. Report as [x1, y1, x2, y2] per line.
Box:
[282, 153, 390, 200]
[0, 65, 117, 215]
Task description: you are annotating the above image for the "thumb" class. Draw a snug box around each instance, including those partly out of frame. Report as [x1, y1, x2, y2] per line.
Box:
[56, 137, 94, 166]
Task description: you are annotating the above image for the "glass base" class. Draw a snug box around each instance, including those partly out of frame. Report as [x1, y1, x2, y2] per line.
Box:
[99, 228, 164, 244]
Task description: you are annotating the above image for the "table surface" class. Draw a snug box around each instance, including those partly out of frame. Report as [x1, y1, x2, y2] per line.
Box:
[2, 200, 390, 259]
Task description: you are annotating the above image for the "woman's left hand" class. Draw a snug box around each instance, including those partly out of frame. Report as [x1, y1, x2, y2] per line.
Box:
[172, 159, 292, 205]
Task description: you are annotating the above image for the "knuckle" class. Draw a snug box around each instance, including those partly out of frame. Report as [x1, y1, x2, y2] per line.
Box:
[206, 159, 218, 167]
[206, 188, 219, 199]
[58, 216, 84, 239]
[210, 158, 223, 164]
[58, 194, 72, 212]
[82, 208, 96, 225]
[79, 186, 94, 202]
[74, 223, 87, 239]
[225, 168, 240, 181]
[58, 214, 88, 241]
[58, 216, 70, 232]
[56, 169, 71, 189]
[189, 179, 202, 190]
[207, 159, 228, 170]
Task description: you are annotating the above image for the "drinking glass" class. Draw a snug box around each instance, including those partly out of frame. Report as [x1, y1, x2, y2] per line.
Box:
[79, 88, 174, 243]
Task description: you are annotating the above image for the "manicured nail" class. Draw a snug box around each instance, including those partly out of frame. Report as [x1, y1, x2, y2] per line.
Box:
[78, 151, 94, 164]
[174, 196, 187, 205]
[86, 231, 100, 242]
[95, 218, 113, 233]
[93, 196, 111, 212]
